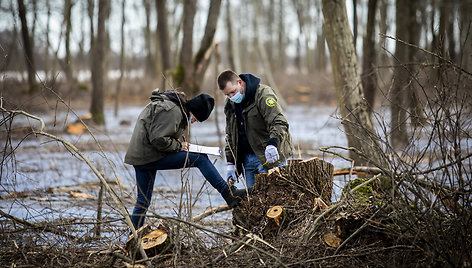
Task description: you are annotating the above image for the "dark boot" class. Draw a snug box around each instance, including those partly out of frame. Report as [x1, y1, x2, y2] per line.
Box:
[221, 186, 243, 208]
[230, 185, 249, 198]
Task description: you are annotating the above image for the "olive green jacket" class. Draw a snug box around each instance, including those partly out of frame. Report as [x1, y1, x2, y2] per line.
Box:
[124, 94, 185, 166]
[224, 84, 293, 172]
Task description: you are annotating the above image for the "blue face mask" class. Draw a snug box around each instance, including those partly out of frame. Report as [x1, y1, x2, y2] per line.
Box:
[230, 91, 245, 103]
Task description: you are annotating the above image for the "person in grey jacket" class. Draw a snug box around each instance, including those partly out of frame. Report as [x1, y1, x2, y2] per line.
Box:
[125, 89, 246, 229]
[217, 70, 293, 188]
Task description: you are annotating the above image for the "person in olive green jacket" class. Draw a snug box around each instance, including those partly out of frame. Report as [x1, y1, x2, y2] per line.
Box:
[125, 89, 246, 229]
[217, 70, 293, 188]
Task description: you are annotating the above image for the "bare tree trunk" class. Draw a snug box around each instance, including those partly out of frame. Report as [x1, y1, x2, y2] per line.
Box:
[45, 0, 51, 81]
[322, 0, 383, 166]
[88, 0, 95, 50]
[115, 0, 126, 117]
[390, 0, 410, 149]
[90, 0, 110, 125]
[361, 0, 377, 113]
[176, 0, 196, 94]
[277, 0, 285, 70]
[214, 43, 223, 148]
[4, 2, 18, 72]
[459, 0, 472, 73]
[352, 0, 358, 49]
[294, 0, 313, 73]
[315, 29, 327, 71]
[77, 1, 87, 73]
[17, 0, 37, 92]
[447, 2, 456, 62]
[64, 0, 75, 88]
[192, 0, 222, 95]
[31, 0, 37, 47]
[267, 0, 275, 67]
[156, 0, 172, 89]
[225, 0, 241, 73]
[254, 1, 287, 109]
[144, 0, 156, 80]
[407, 1, 425, 128]
[315, 3, 327, 71]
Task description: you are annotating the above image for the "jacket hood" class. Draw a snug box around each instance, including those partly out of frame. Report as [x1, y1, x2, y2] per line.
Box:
[239, 73, 261, 104]
[149, 88, 163, 101]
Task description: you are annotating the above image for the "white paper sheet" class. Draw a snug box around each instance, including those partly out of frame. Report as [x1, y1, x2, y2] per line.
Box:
[188, 144, 222, 157]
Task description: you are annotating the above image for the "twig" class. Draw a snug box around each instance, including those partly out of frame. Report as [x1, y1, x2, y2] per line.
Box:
[380, 33, 472, 78]
[0, 209, 81, 241]
[0, 107, 150, 263]
[149, 214, 287, 267]
[95, 172, 105, 237]
[191, 204, 231, 222]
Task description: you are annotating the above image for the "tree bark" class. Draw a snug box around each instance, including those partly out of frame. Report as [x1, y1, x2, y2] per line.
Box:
[192, 0, 222, 95]
[390, 0, 410, 149]
[225, 0, 241, 73]
[254, 1, 287, 109]
[144, 0, 157, 79]
[277, 0, 285, 70]
[156, 0, 172, 89]
[315, 3, 327, 71]
[44, 0, 51, 81]
[459, 0, 472, 73]
[176, 0, 197, 94]
[115, 0, 126, 117]
[361, 0, 378, 113]
[293, 0, 313, 73]
[322, 0, 383, 166]
[352, 0, 358, 48]
[17, 0, 37, 92]
[64, 0, 75, 88]
[88, 0, 95, 50]
[90, 0, 109, 125]
[407, 0, 425, 128]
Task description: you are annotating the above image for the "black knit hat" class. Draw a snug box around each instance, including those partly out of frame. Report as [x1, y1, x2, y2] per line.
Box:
[186, 94, 215, 122]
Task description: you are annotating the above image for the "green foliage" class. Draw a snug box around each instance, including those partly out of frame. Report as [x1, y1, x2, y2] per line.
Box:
[91, 112, 105, 125]
[343, 177, 376, 196]
[174, 65, 185, 87]
[77, 82, 90, 92]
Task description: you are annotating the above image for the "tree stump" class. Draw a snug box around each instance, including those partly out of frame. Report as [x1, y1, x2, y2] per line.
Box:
[125, 221, 171, 259]
[232, 157, 334, 236]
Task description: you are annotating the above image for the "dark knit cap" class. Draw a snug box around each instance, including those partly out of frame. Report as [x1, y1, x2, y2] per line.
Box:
[187, 94, 215, 122]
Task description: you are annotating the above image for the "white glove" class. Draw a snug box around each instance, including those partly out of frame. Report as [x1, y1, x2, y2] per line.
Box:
[226, 164, 237, 184]
[265, 145, 279, 164]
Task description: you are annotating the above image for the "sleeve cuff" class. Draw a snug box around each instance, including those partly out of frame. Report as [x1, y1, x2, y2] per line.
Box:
[267, 137, 279, 147]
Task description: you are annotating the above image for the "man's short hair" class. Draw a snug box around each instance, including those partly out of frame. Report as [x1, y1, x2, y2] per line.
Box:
[217, 70, 239, 90]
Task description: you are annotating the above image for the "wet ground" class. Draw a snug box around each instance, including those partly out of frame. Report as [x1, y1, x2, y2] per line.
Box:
[1, 104, 353, 238]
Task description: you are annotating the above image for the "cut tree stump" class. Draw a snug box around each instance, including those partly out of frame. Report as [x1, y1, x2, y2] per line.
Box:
[124, 221, 171, 258]
[233, 157, 334, 236]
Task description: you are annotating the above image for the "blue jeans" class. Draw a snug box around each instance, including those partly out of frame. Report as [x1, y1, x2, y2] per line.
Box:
[242, 154, 286, 187]
[131, 152, 227, 229]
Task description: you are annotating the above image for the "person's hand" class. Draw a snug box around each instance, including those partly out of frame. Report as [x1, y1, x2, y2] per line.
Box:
[265, 145, 279, 164]
[226, 164, 237, 184]
[181, 141, 190, 151]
